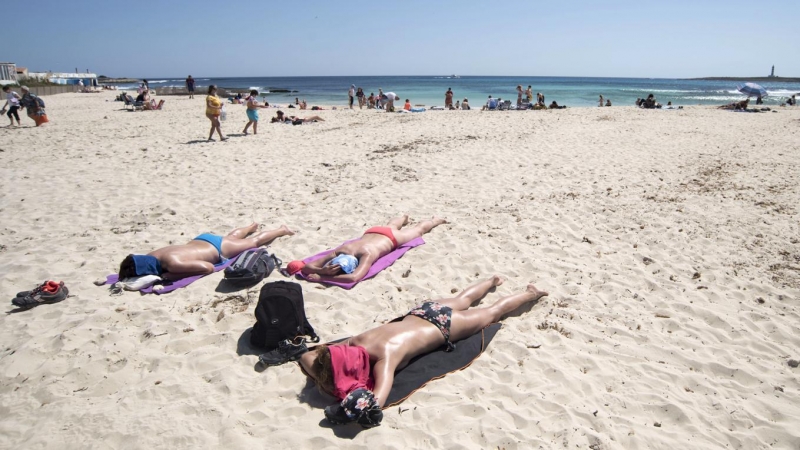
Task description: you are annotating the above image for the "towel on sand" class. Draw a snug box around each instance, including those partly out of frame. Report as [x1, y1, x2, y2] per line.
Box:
[295, 237, 425, 289]
[103, 248, 255, 294]
[307, 323, 501, 407]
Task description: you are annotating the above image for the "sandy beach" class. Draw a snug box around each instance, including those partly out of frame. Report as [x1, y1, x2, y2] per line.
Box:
[1, 92, 799, 449]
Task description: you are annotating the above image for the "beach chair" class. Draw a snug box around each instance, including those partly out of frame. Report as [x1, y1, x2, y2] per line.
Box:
[486, 99, 498, 110]
[498, 100, 512, 111]
[122, 95, 143, 111]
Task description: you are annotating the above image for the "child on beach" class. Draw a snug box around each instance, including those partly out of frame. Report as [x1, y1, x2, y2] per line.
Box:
[403, 99, 411, 111]
[243, 90, 267, 135]
[1, 85, 21, 127]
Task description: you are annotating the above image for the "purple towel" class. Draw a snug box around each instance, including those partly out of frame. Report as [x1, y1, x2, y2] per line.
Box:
[103, 248, 255, 295]
[296, 237, 425, 289]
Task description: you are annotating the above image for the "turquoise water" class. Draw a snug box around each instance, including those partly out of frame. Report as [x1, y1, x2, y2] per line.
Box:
[118, 76, 800, 108]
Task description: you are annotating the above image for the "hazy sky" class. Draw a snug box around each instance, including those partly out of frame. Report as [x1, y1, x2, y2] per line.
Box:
[6, 0, 799, 78]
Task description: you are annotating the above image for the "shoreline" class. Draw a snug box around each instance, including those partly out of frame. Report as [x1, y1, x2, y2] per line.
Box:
[686, 76, 800, 82]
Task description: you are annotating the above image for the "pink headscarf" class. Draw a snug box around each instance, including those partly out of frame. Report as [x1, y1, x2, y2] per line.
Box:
[329, 345, 375, 400]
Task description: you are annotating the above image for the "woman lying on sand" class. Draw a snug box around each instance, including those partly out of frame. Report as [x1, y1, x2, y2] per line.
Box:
[298, 276, 549, 427]
[270, 110, 325, 123]
[285, 215, 446, 283]
[718, 99, 749, 110]
[118, 223, 293, 280]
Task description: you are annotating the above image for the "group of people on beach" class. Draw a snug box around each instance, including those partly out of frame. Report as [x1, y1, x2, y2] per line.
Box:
[2, 85, 48, 127]
[204, 85, 325, 140]
[113, 215, 548, 427]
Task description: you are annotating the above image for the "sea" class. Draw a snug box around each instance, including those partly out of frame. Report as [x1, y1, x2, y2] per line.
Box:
[114, 76, 800, 108]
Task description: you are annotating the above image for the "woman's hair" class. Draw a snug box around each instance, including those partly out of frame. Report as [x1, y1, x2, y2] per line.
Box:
[207, 85, 217, 94]
[2, 85, 9, 92]
[250, 89, 258, 96]
[119, 254, 136, 278]
[312, 345, 335, 394]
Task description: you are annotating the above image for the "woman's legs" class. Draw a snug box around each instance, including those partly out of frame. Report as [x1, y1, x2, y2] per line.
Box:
[392, 217, 447, 246]
[220, 225, 294, 258]
[7, 106, 20, 125]
[437, 275, 504, 311]
[215, 117, 225, 140]
[208, 115, 224, 140]
[448, 284, 548, 342]
[386, 214, 409, 230]
[243, 120, 253, 134]
[226, 223, 258, 239]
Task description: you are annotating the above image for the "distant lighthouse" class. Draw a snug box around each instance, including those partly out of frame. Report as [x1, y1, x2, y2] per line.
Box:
[770, 65, 775, 78]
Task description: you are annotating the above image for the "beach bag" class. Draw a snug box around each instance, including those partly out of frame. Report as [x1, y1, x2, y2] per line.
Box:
[33, 114, 49, 126]
[251, 281, 319, 350]
[224, 248, 280, 287]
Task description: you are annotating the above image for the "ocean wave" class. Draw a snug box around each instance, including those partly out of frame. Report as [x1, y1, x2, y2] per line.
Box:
[767, 89, 800, 96]
[148, 80, 169, 83]
[621, 88, 703, 93]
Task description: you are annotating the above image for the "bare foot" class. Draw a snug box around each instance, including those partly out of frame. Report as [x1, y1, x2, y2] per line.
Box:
[491, 275, 505, 287]
[526, 284, 549, 299]
[244, 223, 259, 235]
[280, 225, 296, 236]
[432, 217, 448, 226]
[401, 214, 409, 226]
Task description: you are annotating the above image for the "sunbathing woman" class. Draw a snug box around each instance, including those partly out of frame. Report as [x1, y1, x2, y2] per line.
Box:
[286, 215, 446, 283]
[118, 223, 294, 280]
[718, 99, 749, 110]
[270, 110, 325, 123]
[299, 276, 549, 427]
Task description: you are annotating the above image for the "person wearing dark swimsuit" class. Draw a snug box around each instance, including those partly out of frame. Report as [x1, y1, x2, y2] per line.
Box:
[118, 223, 294, 281]
[288, 215, 446, 284]
[298, 276, 549, 427]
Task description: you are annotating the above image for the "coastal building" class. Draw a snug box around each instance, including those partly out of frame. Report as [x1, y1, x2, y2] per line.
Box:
[24, 71, 98, 86]
[0, 62, 17, 85]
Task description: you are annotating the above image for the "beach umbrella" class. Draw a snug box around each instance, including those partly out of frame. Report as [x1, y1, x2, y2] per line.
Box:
[737, 82, 768, 98]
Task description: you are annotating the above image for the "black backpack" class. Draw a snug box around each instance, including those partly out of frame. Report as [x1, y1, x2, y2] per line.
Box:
[251, 281, 319, 350]
[224, 248, 280, 287]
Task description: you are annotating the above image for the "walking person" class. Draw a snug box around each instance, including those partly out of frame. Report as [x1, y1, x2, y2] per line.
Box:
[598, 95, 604, 107]
[356, 87, 365, 109]
[243, 89, 267, 135]
[205, 85, 226, 141]
[348, 84, 356, 109]
[445, 87, 454, 109]
[1, 85, 22, 127]
[19, 86, 48, 126]
[185, 75, 195, 99]
[516, 85, 523, 106]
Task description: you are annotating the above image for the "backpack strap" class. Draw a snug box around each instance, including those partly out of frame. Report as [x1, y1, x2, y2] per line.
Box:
[303, 316, 320, 343]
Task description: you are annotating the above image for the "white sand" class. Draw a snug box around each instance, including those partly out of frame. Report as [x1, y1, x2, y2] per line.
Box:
[1, 92, 799, 449]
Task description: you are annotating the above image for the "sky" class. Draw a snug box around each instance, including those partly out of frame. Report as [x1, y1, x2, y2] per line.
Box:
[5, 0, 799, 79]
